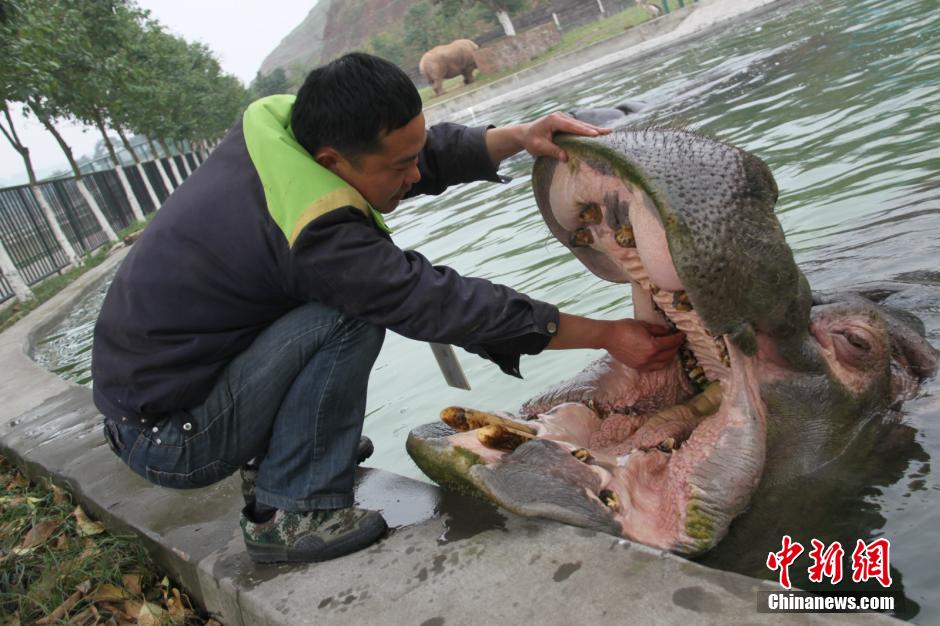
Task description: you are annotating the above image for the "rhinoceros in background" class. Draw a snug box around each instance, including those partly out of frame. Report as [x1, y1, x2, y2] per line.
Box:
[419, 38, 479, 97]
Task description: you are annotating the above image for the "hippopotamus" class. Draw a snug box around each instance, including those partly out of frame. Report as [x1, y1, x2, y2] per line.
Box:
[406, 128, 939, 557]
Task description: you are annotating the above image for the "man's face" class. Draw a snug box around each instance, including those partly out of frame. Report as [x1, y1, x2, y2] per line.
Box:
[329, 113, 427, 214]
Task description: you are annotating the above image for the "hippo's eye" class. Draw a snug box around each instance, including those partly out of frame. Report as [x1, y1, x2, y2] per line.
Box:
[840, 330, 871, 352]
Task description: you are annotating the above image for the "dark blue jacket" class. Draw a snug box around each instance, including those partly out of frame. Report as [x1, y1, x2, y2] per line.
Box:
[92, 120, 559, 422]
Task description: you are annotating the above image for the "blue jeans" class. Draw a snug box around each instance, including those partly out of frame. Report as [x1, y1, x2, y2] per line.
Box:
[104, 302, 385, 511]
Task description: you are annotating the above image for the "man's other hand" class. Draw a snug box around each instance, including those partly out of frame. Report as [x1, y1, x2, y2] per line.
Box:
[604, 319, 685, 371]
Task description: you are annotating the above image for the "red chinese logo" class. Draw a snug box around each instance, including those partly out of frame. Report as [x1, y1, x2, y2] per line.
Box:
[766, 534, 804, 589]
[767, 536, 893, 589]
[807, 539, 845, 584]
[851, 538, 893, 588]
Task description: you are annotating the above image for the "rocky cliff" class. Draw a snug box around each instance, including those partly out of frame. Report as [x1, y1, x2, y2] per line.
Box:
[258, 0, 422, 77]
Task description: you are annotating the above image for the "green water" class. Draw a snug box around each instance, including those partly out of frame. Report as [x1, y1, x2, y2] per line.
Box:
[32, 0, 940, 619]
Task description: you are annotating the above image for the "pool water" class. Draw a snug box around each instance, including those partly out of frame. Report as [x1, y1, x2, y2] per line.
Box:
[32, 0, 940, 618]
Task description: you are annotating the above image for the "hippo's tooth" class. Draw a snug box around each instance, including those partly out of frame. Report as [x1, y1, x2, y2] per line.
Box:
[649, 283, 660, 295]
[657, 437, 677, 452]
[477, 424, 532, 452]
[569, 228, 594, 248]
[599, 489, 620, 511]
[577, 202, 603, 225]
[572, 448, 594, 463]
[440, 407, 537, 435]
[672, 290, 693, 312]
[615, 224, 636, 248]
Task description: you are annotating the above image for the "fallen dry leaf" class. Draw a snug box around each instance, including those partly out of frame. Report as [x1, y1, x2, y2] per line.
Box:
[12, 519, 61, 554]
[75, 579, 92, 594]
[51, 483, 70, 505]
[123, 599, 142, 619]
[9, 472, 29, 489]
[65, 605, 94, 625]
[91, 583, 128, 603]
[35, 589, 82, 624]
[136, 602, 166, 626]
[167, 587, 191, 620]
[121, 573, 142, 596]
[73, 506, 105, 536]
[51, 534, 70, 551]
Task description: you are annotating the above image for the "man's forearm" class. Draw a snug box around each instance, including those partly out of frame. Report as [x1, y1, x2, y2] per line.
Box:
[484, 123, 531, 164]
[545, 312, 607, 351]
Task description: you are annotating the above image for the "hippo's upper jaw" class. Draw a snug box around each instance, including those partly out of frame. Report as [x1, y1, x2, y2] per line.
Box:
[407, 130, 939, 557]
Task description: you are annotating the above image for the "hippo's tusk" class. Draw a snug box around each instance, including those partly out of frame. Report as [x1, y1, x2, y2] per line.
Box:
[578, 202, 603, 225]
[440, 406, 538, 436]
[569, 228, 594, 248]
[636, 382, 724, 451]
[476, 424, 533, 451]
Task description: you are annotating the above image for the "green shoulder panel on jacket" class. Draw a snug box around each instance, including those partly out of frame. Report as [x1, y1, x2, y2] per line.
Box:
[242, 95, 391, 245]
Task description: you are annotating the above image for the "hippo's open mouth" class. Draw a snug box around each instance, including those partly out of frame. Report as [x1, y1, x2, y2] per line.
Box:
[406, 129, 936, 556]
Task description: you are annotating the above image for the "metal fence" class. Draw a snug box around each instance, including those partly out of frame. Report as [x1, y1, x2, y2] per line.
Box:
[0, 153, 202, 304]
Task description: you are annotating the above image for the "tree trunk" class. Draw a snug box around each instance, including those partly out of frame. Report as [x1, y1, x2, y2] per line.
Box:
[1, 106, 81, 264]
[0, 238, 34, 302]
[93, 111, 144, 222]
[116, 127, 161, 210]
[496, 10, 516, 36]
[33, 108, 118, 242]
[159, 138, 184, 184]
[146, 136, 176, 193]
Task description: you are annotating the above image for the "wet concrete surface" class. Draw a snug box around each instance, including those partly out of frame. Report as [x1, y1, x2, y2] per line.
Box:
[0, 2, 909, 622]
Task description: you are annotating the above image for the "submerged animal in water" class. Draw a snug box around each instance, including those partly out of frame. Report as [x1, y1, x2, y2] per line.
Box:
[407, 128, 939, 556]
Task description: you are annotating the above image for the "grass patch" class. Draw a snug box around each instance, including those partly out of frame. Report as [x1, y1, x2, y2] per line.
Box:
[0, 455, 216, 625]
[420, 6, 651, 104]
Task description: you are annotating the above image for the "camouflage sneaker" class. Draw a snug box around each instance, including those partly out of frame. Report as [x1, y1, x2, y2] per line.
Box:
[240, 436, 375, 507]
[240, 506, 387, 563]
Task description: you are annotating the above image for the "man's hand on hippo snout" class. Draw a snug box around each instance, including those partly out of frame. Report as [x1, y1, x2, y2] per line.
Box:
[484, 112, 611, 164]
[546, 313, 685, 371]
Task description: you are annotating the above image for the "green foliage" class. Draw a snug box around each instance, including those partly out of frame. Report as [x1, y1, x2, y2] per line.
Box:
[250, 68, 291, 99]
[0, 0, 248, 180]
[366, 0, 494, 69]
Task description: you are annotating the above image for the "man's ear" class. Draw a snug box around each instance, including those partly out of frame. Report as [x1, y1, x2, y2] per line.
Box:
[314, 146, 344, 173]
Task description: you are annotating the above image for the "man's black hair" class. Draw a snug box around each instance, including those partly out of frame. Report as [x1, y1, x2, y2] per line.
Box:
[291, 52, 422, 161]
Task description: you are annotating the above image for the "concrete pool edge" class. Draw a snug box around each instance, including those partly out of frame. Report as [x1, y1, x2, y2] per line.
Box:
[0, 260, 903, 622]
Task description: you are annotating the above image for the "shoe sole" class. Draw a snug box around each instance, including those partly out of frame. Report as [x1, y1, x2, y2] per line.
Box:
[245, 514, 387, 564]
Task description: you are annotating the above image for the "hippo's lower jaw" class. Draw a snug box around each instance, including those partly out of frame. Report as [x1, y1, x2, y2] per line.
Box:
[406, 243, 770, 556]
[407, 354, 766, 555]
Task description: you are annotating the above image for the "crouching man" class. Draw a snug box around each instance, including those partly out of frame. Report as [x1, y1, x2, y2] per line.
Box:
[92, 53, 683, 564]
